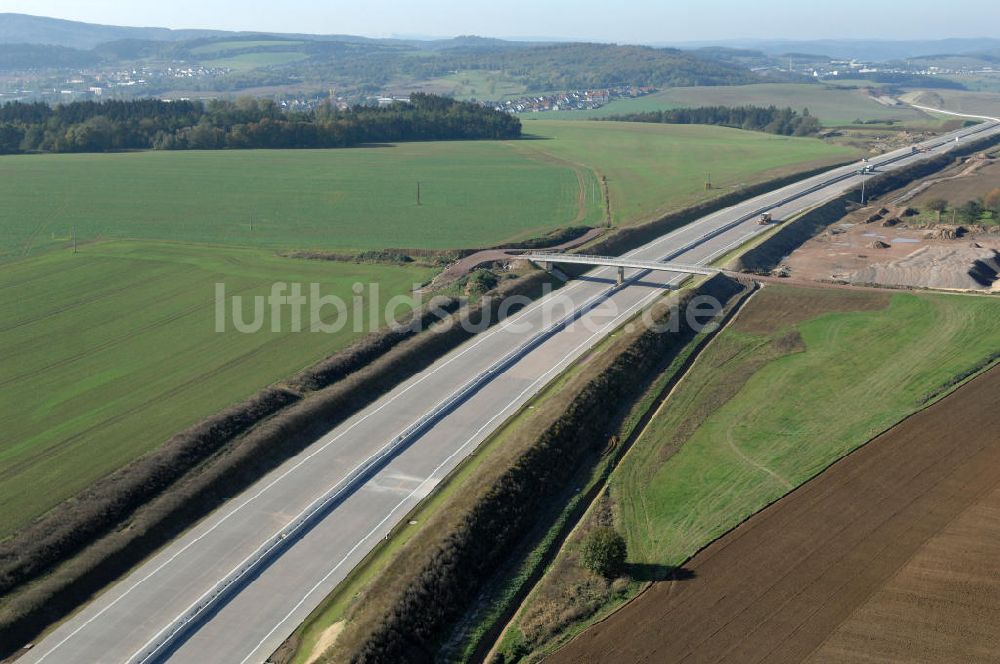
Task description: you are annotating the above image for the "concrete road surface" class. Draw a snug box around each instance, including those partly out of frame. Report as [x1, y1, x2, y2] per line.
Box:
[20, 120, 1000, 664]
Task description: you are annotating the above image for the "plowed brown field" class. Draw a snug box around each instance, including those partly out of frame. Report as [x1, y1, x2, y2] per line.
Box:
[549, 364, 1000, 664]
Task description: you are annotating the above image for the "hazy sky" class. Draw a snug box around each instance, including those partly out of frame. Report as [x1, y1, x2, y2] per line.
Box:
[1, 0, 997, 42]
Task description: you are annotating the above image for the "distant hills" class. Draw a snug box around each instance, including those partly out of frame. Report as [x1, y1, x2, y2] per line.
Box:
[6, 13, 1000, 63]
[0, 14, 759, 96]
[0, 13, 234, 49]
[0, 13, 535, 51]
[1, 13, 997, 103]
[668, 38, 1000, 62]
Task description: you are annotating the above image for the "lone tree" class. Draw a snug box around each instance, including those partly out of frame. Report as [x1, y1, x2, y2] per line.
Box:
[926, 198, 948, 223]
[581, 527, 627, 579]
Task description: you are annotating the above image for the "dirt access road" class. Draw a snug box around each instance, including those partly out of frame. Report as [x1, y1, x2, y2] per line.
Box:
[549, 364, 1000, 664]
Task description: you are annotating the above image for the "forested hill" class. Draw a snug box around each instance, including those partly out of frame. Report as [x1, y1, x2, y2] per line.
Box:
[0, 94, 521, 153]
[0, 14, 758, 96]
[467, 43, 758, 89]
[0, 13, 229, 49]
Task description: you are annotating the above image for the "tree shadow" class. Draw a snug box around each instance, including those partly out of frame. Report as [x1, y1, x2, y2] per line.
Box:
[625, 563, 696, 582]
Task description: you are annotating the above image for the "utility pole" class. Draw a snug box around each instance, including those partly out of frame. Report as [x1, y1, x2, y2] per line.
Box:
[250, 214, 254, 232]
[705, 172, 712, 190]
[416, 181, 421, 206]
[72, 226, 77, 254]
[860, 173, 866, 205]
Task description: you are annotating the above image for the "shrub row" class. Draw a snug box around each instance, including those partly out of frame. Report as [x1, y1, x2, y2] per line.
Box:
[346, 276, 744, 663]
[0, 272, 554, 657]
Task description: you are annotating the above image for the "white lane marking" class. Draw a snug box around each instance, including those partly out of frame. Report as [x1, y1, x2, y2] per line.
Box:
[234, 278, 676, 664]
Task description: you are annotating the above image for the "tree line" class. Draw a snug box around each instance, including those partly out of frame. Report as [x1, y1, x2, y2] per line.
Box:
[0, 93, 521, 154]
[602, 104, 822, 136]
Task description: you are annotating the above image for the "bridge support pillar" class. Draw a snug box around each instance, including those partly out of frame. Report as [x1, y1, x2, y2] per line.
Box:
[617, 266, 625, 284]
[543, 261, 551, 272]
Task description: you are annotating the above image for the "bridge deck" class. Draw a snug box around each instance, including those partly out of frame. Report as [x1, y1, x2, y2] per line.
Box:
[521, 252, 720, 277]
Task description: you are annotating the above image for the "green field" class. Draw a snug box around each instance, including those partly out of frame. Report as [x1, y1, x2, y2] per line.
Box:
[400, 70, 530, 101]
[0, 127, 854, 262]
[533, 83, 935, 126]
[0, 242, 434, 535]
[0, 144, 598, 263]
[616, 287, 1000, 565]
[190, 40, 305, 56]
[943, 75, 1000, 94]
[521, 120, 857, 225]
[203, 51, 310, 70]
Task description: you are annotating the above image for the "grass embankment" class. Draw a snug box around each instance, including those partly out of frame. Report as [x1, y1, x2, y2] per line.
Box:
[518, 120, 856, 226]
[498, 285, 1000, 661]
[533, 83, 935, 126]
[0, 242, 434, 535]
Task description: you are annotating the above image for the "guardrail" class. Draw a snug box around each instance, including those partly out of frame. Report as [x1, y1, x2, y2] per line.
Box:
[126, 119, 1000, 664]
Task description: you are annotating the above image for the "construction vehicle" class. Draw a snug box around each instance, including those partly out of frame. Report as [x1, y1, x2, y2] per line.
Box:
[757, 212, 773, 225]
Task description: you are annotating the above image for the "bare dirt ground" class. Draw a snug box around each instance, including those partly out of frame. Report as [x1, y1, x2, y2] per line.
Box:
[783, 158, 1000, 291]
[548, 364, 1000, 664]
[303, 621, 344, 664]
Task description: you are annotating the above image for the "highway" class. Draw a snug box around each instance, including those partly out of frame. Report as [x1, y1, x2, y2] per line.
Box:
[21, 119, 1000, 664]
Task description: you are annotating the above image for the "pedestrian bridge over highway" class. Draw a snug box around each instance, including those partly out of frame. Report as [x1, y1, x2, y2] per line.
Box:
[521, 252, 720, 284]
